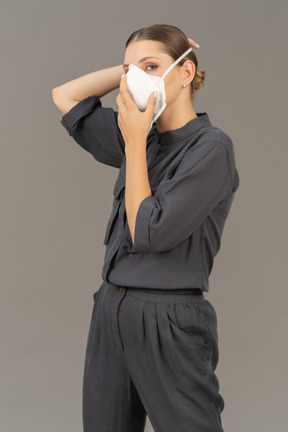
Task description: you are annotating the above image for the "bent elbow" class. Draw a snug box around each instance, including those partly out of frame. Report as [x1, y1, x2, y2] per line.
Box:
[51, 87, 79, 115]
[51, 87, 61, 106]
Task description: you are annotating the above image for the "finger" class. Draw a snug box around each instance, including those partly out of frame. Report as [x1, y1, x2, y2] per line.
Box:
[146, 91, 158, 117]
[119, 74, 136, 109]
[187, 38, 200, 48]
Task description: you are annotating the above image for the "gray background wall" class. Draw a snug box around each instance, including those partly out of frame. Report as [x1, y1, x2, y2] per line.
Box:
[1, 0, 287, 431]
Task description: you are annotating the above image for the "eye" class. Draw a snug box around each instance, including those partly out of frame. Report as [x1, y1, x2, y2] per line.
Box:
[146, 64, 157, 71]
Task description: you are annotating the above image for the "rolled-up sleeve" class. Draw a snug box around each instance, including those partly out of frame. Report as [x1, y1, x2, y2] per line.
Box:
[60, 95, 125, 168]
[125, 141, 232, 254]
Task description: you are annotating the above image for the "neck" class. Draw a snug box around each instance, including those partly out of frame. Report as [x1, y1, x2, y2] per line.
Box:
[156, 99, 198, 134]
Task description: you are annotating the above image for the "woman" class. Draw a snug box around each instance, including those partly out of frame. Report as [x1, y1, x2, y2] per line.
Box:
[53, 24, 239, 432]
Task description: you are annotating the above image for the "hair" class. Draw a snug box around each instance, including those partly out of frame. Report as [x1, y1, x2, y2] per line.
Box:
[125, 24, 205, 101]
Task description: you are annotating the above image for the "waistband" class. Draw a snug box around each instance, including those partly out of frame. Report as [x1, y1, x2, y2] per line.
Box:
[105, 282, 206, 304]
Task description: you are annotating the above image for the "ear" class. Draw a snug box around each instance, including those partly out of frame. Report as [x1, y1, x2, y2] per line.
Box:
[182, 60, 195, 83]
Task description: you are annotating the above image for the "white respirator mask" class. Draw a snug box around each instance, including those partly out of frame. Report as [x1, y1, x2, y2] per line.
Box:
[123, 47, 193, 132]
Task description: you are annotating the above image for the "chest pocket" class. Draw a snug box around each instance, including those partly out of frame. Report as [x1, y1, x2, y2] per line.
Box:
[103, 172, 125, 245]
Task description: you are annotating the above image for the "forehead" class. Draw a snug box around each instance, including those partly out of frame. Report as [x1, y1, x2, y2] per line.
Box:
[124, 40, 168, 63]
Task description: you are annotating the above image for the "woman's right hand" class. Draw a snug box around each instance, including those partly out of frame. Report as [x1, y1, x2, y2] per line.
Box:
[188, 38, 200, 49]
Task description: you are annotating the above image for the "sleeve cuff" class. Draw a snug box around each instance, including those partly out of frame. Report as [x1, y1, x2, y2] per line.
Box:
[60, 95, 102, 136]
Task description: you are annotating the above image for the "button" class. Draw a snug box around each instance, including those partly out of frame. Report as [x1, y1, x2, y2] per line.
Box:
[119, 287, 125, 293]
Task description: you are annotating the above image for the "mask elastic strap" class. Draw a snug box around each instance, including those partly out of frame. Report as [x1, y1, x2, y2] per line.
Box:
[161, 47, 193, 80]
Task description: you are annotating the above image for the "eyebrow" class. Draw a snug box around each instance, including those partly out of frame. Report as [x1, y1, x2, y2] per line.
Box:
[123, 56, 160, 68]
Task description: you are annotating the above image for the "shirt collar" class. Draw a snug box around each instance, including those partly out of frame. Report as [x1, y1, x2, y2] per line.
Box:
[152, 113, 212, 145]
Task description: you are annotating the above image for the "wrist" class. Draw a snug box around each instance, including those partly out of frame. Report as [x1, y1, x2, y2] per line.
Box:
[124, 140, 147, 155]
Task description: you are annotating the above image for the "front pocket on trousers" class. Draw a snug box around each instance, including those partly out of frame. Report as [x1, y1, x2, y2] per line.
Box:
[166, 302, 209, 374]
[194, 300, 218, 343]
[167, 302, 209, 346]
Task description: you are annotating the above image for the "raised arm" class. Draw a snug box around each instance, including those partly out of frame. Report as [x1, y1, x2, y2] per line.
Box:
[53, 64, 126, 168]
[51, 64, 124, 114]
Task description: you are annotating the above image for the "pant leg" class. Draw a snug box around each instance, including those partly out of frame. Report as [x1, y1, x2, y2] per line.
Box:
[82, 282, 147, 432]
[117, 286, 225, 432]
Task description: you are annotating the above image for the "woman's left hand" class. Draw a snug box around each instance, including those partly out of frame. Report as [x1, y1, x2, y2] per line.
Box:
[116, 74, 158, 148]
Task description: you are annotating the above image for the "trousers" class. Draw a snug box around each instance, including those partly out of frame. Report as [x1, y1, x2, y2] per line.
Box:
[82, 281, 225, 432]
